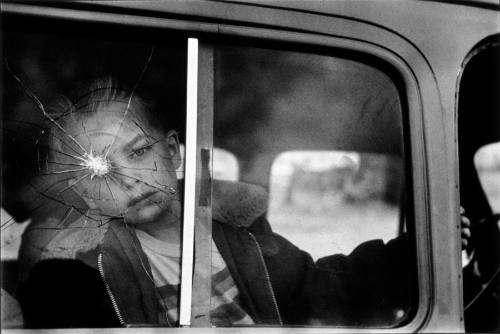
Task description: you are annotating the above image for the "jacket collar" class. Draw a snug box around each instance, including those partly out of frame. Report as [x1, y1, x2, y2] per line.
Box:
[211, 180, 268, 227]
[22, 180, 268, 260]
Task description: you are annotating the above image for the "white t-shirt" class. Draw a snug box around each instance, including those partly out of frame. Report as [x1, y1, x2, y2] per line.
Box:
[135, 229, 254, 326]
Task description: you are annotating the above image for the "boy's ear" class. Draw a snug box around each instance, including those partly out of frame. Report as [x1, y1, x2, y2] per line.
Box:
[165, 131, 181, 169]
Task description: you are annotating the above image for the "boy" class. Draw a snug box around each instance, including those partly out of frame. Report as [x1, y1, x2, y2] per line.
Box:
[17, 78, 469, 328]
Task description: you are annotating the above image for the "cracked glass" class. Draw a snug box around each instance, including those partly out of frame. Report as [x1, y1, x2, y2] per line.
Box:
[1, 21, 418, 330]
[2, 26, 188, 328]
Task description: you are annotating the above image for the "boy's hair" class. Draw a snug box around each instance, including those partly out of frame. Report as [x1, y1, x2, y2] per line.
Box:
[46, 77, 170, 164]
[49, 77, 158, 131]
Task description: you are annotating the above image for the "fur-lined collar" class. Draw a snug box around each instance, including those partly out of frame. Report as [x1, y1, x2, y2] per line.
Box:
[212, 180, 268, 227]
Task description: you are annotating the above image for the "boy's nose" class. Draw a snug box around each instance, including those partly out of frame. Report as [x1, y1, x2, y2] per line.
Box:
[110, 166, 142, 190]
[123, 172, 143, 190]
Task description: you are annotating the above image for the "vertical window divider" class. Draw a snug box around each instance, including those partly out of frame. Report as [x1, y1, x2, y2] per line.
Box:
[179, 37, 198, 327]
[190, 42, 215, 327]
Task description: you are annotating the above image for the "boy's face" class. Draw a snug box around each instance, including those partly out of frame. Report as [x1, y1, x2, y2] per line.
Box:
[60, 100, 181, 226]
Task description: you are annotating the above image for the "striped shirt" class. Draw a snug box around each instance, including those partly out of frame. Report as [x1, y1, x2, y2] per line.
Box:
[135, 230, 254, 326]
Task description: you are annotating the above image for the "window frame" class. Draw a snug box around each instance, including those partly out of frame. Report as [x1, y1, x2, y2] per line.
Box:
[455, 35, 500, 223]
[207, 36, 426, 331]
[0, 1, 461, 332]
[455, 35, 500, 329]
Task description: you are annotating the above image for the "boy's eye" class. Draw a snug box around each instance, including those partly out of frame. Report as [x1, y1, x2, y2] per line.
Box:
[129, 145, 152, 159]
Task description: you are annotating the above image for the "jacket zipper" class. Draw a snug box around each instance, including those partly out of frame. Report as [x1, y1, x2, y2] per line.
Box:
[98, 253, 126, 326]
[247, 231, 283, 325]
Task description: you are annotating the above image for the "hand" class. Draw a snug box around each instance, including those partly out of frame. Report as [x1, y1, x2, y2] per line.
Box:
[460, 206, 471, 250]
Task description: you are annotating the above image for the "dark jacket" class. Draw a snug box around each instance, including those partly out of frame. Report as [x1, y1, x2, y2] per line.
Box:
[17, 182, 414, 328]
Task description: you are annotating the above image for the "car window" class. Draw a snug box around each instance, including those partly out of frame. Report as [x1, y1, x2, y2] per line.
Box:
[1, 24, 189, 329]
[2, 17, 418, 331]
[213, 44, 416, 327]
[457, 37, 500, 333]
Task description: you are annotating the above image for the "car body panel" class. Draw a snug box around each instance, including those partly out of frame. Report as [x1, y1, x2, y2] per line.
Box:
[1, 1, 498, 332]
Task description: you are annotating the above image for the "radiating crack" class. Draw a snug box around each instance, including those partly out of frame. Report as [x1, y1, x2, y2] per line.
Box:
[104, 47, 155, 159]
[2, 46, 185, 252]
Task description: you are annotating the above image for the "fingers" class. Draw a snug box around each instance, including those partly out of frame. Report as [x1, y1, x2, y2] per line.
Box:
[462, 226, 471, 249]
[461, 214, 471, 229]
[460, 206, 470, 227]
[460, 206, 471, 250]
[462, 225, 471, 238]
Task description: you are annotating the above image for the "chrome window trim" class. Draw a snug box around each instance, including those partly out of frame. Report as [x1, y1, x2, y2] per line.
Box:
[179, 37, 199, 327]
